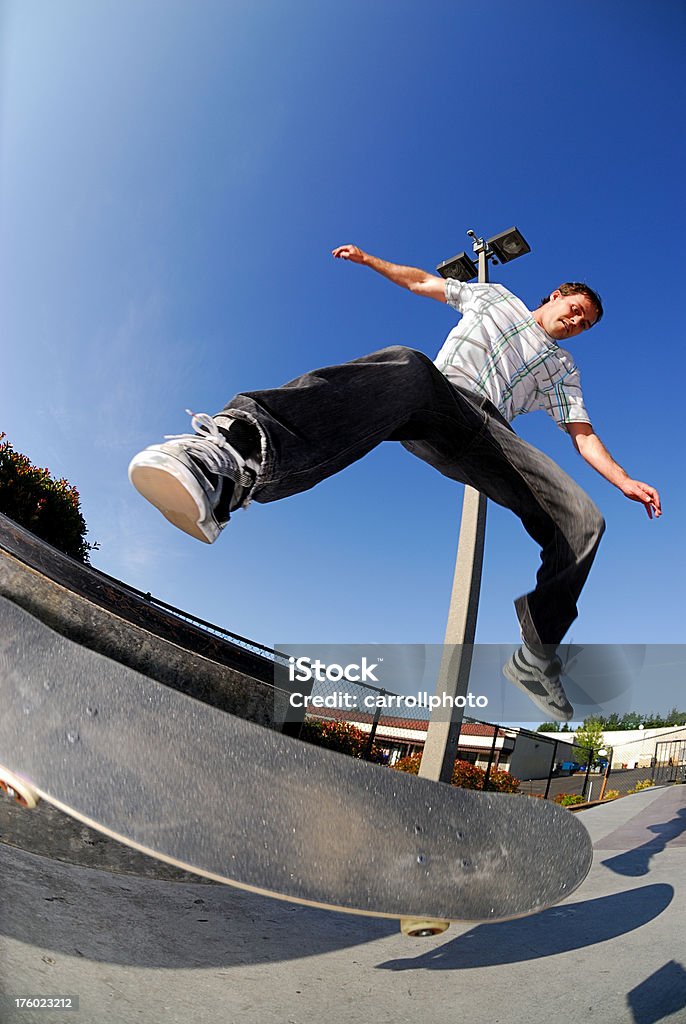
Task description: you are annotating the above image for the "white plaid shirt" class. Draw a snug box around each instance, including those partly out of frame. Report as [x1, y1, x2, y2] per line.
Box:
[434, 279, 592, 430]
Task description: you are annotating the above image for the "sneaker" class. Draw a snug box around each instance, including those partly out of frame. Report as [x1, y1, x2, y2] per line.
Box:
[128, 411, 256, 544]
[503, 647, 574, 722]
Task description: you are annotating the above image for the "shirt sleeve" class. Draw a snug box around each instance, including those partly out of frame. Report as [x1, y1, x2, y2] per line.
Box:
[444, 278, 471, 313]
[542, 369, 593, 431]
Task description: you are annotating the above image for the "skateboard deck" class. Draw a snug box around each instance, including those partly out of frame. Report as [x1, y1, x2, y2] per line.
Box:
[0, 595, 592, 931]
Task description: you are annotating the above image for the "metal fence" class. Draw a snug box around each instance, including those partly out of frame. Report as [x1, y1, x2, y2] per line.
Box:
[89, 563, 288, 663]
[300, 674, 435, 765]
[600, 728, 686, 799]
[298, 671, 520, 783]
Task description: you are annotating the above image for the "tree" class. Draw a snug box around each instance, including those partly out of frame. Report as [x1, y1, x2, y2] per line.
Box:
[537, 722, 561, 733]
[573, 718, 605, 762]
[666, 708, 686, 727]
[0, 433, 98, 563]
[619, 712, 643, 730]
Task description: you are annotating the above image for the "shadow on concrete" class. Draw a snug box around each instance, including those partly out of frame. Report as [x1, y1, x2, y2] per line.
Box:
[600, 808, 686, 877]
[0, 845, 398, 968]
[376, 885, 673, 972]
[627, 960, 686, 1024]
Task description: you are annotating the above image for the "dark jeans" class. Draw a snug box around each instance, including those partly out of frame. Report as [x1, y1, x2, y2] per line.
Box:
[221, 346, 605, 651]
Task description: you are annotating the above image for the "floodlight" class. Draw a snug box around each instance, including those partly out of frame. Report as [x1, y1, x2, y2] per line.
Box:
[436, 251, 478, 282]
[486, 226, 530, 264]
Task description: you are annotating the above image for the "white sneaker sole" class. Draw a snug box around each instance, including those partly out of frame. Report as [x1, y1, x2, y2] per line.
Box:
[502, 659, 573, 723]
[128, 452, 219, 544]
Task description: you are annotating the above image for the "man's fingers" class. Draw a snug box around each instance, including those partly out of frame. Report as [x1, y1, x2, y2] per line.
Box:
[628, 480, 662, 519]
[642, 484, 662, 517]
[332, 244, 355, 259]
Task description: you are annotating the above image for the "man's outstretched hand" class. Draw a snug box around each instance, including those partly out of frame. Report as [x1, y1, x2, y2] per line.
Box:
[331, 243, 447, 302]
[620, 478, 662, 519]
[332, 244, 366, 263]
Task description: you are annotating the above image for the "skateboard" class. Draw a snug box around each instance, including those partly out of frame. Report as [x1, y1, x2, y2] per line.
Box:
[0, 595, 593, 937]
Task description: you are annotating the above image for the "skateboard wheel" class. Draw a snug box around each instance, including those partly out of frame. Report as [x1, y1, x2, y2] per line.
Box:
[400, 917, 450, 938]
[0, 767, 39, 809]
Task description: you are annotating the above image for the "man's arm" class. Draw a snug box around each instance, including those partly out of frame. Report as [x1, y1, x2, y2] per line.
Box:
[332, 244, 447, 302]
[567, 422, 662, 519]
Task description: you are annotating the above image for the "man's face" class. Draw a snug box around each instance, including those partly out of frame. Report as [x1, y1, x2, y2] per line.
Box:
[535, 291, 599, 341]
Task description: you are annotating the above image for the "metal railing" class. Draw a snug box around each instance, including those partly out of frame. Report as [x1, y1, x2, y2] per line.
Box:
[87, 562, 288, 664]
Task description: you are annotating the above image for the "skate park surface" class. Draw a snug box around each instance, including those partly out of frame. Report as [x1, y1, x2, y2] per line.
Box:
[1, 783, 685, 1024]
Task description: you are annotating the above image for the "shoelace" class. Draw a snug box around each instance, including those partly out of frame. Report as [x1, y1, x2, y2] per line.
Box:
[165, 410, 252, 487]
[546, 675, 569, 706]
[546, 646, 580, 705]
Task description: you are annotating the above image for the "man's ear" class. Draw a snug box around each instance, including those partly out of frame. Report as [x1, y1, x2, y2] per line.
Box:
[549, 288, 562, 301]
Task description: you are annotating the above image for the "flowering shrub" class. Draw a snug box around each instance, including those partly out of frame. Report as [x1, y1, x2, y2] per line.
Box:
[554, 793, 585, 806]
[0, 433, 98, 563]
[603, 790, 620, 801]
[393, 755, 519, 793]
[486, 768, 520, 794]
[300, 718, 384, 761]
[393, 753, 422, 775]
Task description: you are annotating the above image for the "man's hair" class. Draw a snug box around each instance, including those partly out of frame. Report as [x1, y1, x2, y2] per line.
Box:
[539, 282, 604, 324]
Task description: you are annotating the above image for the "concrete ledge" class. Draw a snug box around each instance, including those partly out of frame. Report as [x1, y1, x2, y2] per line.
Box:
[0, 513, 289, 727]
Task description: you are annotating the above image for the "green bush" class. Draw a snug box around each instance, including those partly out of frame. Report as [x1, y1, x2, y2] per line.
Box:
[628, 779, 653, 794]
[0, 433, 98, 563]
[554, 793, 585, 807]
[603, 789, 620, 801]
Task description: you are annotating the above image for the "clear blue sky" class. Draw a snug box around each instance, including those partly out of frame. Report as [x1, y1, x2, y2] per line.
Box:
[2, 1, 684, 660]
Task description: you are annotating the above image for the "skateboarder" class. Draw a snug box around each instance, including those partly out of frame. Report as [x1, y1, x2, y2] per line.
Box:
[129, 243, 661, 722]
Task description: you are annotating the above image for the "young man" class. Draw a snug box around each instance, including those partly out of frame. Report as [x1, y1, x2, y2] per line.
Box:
[129, 244, 661, 722]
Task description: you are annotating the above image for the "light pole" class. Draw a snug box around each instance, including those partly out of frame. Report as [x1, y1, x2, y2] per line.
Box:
[419, 226, 530, 784]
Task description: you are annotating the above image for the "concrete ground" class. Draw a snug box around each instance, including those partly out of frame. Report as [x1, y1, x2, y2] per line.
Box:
[1, 785, 685, 1024]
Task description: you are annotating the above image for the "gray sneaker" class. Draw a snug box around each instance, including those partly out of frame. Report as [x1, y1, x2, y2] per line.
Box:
[503, 647, 574, 723]
[128, 411, 255, 544]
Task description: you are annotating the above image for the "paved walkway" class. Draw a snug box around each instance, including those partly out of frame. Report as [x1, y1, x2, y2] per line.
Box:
[1, 785, 685, 1024]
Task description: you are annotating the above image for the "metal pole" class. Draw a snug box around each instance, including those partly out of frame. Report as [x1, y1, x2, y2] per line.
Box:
[420, 235, 489, 784]
[544, 738, 560, 800]
[483, 726, 500, 790]
[583, 748, 594, 801]
[598, 750, 612, 801]
[363, 690, 385, 761]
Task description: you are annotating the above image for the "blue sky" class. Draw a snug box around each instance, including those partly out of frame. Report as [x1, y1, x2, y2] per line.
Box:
[2, 1, 684, 667]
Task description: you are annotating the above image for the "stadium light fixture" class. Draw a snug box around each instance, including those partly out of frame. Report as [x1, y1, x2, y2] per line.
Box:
[486, 226, 531, 265]
[436, 251, 478, 283]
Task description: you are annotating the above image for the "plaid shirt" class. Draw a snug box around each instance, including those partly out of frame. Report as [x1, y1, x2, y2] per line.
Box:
[434, 279, 592, 430]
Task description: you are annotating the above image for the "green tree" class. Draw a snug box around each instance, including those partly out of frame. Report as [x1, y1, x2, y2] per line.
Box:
[0, 433, 98, 563]
[573, 718, 605, 762]
[619, 712, 643, 730]
[537, 722, 561, 733]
